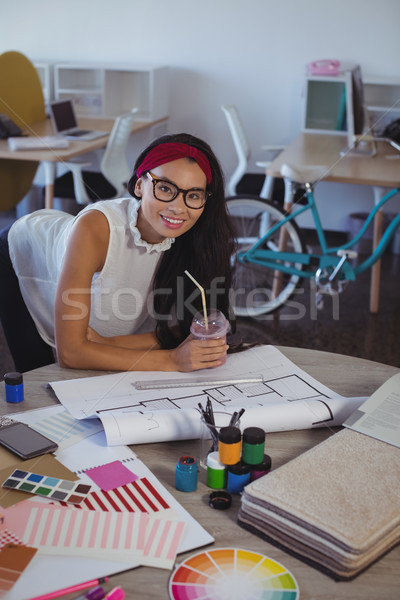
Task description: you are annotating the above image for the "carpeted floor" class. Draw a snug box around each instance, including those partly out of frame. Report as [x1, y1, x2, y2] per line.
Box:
[229, 248, 400, 368]
[1, 224, 399, 377]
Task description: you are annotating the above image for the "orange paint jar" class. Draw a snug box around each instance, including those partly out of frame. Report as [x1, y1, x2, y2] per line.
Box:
[218, 426, 241, 465]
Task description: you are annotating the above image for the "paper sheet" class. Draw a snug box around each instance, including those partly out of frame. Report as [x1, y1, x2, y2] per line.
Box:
[49, 346, 366, 446]
[344, 372, 400, 448]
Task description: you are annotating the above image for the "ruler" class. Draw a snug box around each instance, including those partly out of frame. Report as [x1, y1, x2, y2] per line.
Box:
[134, 375, 264, 390]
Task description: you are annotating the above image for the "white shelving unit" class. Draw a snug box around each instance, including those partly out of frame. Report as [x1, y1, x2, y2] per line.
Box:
[34, 61, 54, 107]
[363, 77, 400, 135]
[53, 62, 169, 121]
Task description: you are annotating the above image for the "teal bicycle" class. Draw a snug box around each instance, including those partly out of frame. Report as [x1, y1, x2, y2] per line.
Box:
[227, 163, 400, 316]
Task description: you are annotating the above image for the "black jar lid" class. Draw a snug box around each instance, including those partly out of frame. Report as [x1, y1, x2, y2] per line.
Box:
[228, 461, 251, 475]
[209, 491, 232, 510]
[243, 426, 265, 444]
[251, 454, 272, 471]
[4, 372, 23, 385]
[218, 426, 241, 444]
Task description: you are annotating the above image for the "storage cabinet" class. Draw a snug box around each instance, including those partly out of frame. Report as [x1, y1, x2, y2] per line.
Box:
[54, 63, 169, 121]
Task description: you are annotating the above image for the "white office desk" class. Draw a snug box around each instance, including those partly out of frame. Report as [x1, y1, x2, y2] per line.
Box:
[0, 116, 168, 209]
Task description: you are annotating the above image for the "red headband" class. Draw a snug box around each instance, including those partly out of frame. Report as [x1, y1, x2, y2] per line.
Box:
[136, 142, 212, 184]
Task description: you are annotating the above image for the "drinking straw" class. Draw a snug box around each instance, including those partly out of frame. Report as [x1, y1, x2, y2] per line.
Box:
[184, 270, 208, 329]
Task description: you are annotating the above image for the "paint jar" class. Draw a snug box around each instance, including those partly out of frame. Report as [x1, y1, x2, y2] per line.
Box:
[4, 372, 24, 404]
[206, 451, 227, 489]
[242, 426, 265, 465]
[175, 455, 198, 492]
[227, 461, 251, 494]
[200, 412, 241, 469]
[250, 454, 272, 482]
[190, 309, 230, 365]
[218, 425, 241, 465]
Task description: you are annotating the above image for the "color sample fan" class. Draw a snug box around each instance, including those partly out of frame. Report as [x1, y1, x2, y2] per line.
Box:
[169, 547, 299, 600]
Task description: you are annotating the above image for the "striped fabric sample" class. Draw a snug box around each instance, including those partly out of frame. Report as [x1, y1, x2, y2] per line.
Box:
[55, 477, 175, 516]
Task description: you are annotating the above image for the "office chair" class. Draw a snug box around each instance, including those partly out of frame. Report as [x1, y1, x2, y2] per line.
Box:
[221, 104, 285, 200]
[53, 108, 138, 207]
[0, 51, 46, 212]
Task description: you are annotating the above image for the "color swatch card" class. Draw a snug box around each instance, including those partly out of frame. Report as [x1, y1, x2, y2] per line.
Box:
[54, 477, 177, 520]
[0, 454, 78, 508]
[2, 500, 186, 568]
[142, 517, 186, 570]
[0, 528, 24, 550]
[3, 501, 146, 563]
[2, 469, 91, 504]
[85, 460, 139, 491]
[0, 544, 37, 597]
[169, 548, 299, 600]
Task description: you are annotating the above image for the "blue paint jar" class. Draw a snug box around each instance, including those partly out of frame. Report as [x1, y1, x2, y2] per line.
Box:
[4, 372, 24, 404]
[227, 461, 251, 495]
[175, 455, 198, 492]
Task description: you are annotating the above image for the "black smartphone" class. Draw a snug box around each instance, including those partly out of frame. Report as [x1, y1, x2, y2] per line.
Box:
[0, 422, 58, 460]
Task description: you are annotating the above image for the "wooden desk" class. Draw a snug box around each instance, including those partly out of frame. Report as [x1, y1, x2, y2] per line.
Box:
[0, 116, 168, 209]
[267, 133, 400, 313]
[1, 347, 399, 600]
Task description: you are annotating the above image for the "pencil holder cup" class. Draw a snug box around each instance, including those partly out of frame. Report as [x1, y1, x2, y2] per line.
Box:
[200, 412, 241, 470]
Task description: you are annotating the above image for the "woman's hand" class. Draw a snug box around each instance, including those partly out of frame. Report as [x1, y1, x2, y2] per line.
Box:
[169, 334, 228, 372]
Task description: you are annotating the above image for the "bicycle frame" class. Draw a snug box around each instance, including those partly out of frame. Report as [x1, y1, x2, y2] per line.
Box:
[238, 186, 400, 281]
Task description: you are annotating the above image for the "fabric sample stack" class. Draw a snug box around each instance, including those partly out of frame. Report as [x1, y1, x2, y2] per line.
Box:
[238, 428, 400, 580]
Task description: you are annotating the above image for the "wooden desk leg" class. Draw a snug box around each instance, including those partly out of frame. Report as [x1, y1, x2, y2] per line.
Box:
[369, 187, 388, 314]
[43, 161, 56, 209]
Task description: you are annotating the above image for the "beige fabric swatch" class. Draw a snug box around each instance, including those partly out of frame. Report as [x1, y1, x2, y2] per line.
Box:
[239, 428, 400, 579]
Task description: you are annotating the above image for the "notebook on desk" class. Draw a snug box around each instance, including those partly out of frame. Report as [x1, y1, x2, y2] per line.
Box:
[49, 99, 108, 141]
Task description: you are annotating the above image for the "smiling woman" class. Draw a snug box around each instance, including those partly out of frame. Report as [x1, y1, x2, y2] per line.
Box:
[134, 158, 208, 243]
[0, 133, 236, 374]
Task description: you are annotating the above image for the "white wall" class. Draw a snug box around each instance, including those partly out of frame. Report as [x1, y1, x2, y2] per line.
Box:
[2, 0, 400, 229]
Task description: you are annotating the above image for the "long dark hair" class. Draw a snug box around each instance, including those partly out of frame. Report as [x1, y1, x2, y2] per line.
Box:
[127, 133, 236, 349]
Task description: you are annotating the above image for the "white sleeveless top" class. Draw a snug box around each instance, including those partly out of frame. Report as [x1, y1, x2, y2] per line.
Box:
[8, 198, 174, 348]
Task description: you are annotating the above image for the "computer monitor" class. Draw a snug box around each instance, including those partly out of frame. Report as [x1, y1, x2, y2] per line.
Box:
[343, 65, 376, 156]
[303, 78, 347, 134]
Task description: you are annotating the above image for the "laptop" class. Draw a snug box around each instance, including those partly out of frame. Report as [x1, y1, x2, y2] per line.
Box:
[50, 99, 108, 141]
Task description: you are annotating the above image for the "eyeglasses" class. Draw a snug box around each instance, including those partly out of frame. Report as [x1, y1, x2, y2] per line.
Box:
[146, 171, 211, 209]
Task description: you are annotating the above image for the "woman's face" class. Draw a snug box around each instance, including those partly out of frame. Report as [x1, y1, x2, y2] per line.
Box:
[135, 157, 207, 243]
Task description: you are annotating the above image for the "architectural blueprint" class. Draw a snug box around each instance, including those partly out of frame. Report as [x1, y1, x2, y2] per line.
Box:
[50, 345, 366, 446]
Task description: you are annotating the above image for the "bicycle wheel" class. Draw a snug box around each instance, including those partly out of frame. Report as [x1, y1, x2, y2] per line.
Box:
[227, 195, 305, 316]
